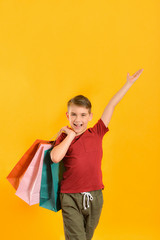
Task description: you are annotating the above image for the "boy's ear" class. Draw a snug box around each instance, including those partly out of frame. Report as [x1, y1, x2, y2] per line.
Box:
[89, 112, 93, 121]
[66, 112, 69, 120]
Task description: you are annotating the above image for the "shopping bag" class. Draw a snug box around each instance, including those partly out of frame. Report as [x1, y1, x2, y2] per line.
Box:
[6, 139, 54, 190]
[15, 143, 53, 205]
[39, 148, 65, 212]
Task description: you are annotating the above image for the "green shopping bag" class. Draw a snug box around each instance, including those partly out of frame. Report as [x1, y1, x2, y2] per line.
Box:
[39, 147, 65, 212]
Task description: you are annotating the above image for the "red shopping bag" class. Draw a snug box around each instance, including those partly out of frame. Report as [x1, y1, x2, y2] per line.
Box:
[6, 139, 54, 190]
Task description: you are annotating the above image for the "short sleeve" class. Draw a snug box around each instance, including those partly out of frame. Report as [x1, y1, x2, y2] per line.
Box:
[54, 132, 67, 147]
[91, 118, 109, 138]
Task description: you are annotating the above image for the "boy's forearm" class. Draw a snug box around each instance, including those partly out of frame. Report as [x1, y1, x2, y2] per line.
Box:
[50, 133, 75, 163]
[109, 81, 133, 107]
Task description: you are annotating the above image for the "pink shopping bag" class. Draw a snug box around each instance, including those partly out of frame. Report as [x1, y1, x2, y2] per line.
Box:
[15, 143, 53, 205]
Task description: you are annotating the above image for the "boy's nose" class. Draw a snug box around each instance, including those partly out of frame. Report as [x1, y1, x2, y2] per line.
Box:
[75, 116, 81, 121]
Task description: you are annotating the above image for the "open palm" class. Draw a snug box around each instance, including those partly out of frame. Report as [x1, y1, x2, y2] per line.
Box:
[127, 69, 143, 84]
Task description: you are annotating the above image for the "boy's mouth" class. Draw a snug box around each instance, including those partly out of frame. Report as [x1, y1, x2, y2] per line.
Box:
[73, 123, 83, 127]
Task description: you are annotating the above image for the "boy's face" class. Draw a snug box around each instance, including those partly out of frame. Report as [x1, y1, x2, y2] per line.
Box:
[66, 104, 93, 135]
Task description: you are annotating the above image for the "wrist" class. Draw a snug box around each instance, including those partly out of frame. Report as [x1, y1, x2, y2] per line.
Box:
[126, 80, 134, 87]
[68, 131, 76, 138]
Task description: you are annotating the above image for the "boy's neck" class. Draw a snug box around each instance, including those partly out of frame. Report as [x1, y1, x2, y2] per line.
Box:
[75, 127, 88, 136]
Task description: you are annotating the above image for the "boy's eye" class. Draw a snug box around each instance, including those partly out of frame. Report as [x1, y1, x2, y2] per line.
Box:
[70, 113, 87, 117]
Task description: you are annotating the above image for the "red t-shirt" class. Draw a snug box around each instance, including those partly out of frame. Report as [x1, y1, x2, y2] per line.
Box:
[54, 118, 109, 193]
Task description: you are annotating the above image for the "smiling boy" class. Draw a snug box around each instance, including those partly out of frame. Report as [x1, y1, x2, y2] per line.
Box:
[50, 69, 143, 240]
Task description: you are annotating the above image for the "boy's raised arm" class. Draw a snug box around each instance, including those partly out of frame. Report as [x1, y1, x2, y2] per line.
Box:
[101, 69, 143, 128]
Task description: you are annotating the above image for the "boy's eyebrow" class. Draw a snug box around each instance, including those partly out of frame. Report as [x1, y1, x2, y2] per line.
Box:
[70, 112, 87, 115]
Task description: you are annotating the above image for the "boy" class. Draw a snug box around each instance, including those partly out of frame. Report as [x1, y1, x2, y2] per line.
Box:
[50, 69, 143, 240]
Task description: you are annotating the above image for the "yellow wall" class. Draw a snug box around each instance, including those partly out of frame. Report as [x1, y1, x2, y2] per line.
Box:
[0, 0, 159, 239]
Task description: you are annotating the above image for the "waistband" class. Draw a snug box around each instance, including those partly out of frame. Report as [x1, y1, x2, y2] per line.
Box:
[60, 189, 102, 210]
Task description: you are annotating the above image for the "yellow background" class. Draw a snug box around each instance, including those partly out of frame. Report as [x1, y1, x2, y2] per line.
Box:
[0, 0, 159, 239]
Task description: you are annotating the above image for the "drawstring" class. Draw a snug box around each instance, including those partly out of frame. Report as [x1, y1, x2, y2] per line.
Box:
[81, 192, 93, 210]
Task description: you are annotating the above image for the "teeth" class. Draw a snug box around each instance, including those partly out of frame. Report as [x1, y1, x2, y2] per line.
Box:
[74, 123, 82, 126]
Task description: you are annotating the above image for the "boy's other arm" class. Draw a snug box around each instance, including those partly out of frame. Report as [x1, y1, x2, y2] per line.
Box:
[50, 127, 76, 163]
[101, 69, 143, 128]
[101, 103, 115, 128]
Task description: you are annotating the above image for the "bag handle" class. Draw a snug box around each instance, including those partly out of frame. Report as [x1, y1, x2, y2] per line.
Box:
[49, 130, 62, 141]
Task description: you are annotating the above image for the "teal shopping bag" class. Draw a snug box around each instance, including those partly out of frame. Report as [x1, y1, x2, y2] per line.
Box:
[39, 147, 65, 212]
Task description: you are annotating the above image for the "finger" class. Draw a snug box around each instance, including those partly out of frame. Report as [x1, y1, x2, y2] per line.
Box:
[135, 69, 143, 75]
[67, 126, 72, 130]
[133, 69, 142, 77]
[136, 69, 143, 77]
[139, 69, 144, 74]
[62, 126, 67, 130]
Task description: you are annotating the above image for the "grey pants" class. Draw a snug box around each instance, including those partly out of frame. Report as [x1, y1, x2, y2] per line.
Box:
[60, 189, 104, 240]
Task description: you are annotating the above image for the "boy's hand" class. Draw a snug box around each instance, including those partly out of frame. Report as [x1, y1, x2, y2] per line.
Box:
[127, 69, 143, 84]
[56, 126, 76, 139]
